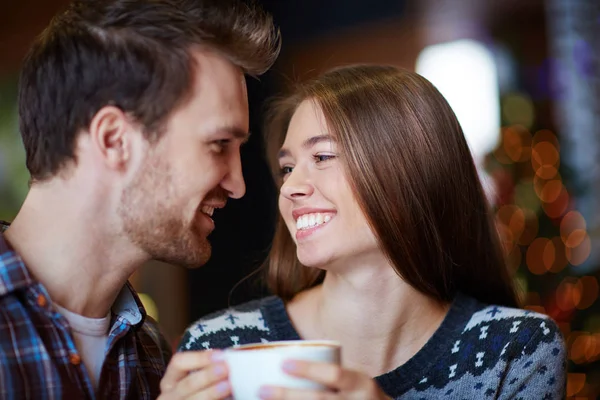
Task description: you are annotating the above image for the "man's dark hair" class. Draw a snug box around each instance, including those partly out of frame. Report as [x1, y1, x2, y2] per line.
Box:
[18, 0, 280, 181]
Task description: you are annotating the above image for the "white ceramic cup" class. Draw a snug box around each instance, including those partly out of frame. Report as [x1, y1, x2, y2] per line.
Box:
[223, 340, 341, 400]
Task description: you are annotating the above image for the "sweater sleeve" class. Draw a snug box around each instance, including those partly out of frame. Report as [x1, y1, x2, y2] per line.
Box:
[498, 318, 566, 400]
[177, 299, 272, 352]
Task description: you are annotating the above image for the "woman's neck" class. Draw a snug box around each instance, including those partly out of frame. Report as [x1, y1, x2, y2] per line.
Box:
[287, 267, 450, 377]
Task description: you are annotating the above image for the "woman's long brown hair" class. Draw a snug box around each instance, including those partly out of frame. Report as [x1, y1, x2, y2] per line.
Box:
[263, 65, 519, 307]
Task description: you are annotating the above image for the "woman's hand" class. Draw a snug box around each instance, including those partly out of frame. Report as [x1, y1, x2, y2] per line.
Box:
[158, 350, 232, 399]
[258, 359, 392, 400]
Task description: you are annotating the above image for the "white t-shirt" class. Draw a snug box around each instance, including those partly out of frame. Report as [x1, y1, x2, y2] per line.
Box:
[55, 304, 111, 389]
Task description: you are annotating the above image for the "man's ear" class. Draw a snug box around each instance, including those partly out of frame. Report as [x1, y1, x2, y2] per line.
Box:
[88, 106, 136, 170]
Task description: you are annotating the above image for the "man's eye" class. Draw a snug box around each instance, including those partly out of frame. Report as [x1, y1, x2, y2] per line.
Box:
[211, 139, 230, 152]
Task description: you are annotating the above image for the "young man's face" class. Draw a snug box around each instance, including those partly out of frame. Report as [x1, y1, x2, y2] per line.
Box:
[119, 50, 249, 268]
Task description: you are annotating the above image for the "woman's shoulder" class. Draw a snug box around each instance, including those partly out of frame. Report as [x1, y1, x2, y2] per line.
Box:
[460, 296, 565, 368]
[400, 296, 566, 399]
[461, 299, 563, 345]
[177, 296, 284, 352]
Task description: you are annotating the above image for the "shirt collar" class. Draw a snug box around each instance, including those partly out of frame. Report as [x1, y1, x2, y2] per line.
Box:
[112, 281, 146, 327]
[0, 228, 36, 296]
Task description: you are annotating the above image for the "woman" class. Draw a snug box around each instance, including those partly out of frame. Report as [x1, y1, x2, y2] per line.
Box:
[170, 65, 566, 399]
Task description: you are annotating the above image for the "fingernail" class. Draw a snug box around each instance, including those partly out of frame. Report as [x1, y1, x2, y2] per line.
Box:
[211, 351, 225, 361]
[214, 363, 226, 376]
[282, 360, 298, 372]
[258, 386, 274, 399]
[217, 381, 230, 394]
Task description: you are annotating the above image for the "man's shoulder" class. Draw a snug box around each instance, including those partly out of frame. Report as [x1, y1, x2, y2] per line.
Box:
[178, 296, 278, 352]
[137, 315, 173, 367]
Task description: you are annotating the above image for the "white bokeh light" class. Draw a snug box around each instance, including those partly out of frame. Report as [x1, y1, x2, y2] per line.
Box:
[416, 39, 500, 162]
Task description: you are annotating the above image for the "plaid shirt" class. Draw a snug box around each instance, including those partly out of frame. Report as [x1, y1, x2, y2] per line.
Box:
[0, 223, 172, 399]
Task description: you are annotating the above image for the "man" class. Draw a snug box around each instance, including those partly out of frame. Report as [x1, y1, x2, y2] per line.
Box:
[0, 0, 279, 398]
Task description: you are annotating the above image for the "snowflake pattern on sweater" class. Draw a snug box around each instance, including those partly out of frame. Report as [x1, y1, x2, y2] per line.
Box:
[179, 293, 566, 399]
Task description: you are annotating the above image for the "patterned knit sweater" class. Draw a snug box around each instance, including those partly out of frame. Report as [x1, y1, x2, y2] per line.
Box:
[178, 293, 566, 399]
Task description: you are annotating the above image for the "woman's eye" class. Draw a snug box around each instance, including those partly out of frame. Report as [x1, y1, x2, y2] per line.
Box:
[279, 166, 293, 176]
[314, 154, 336, 163]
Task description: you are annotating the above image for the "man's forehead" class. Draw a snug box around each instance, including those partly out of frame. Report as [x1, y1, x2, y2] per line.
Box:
[188, 49, 249, 124]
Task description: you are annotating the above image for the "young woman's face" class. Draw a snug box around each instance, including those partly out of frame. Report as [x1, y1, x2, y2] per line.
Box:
[277, 100, 381, 269]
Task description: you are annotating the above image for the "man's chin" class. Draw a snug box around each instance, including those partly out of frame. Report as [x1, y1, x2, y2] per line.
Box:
[152, 244, 212, 269]
[154, 253, 210, 269]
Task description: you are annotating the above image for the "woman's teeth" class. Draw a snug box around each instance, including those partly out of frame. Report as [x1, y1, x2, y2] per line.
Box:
[201, 206, 215, 217]
[296, 213, 332, 230]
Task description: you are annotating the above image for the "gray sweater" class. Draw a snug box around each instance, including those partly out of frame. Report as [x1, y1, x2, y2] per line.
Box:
[178, 293, 566, 399]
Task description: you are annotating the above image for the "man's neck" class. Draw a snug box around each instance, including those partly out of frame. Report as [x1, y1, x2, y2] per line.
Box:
[4, 188, 148, 318]
[288, 265, 450, 377]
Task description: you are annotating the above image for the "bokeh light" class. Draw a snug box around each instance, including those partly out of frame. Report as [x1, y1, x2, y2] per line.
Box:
[526, 237, 554, 275]
[566, 232, 592, 266]
[496, 205, 539, 264]
[502, 93, 535, 129]
[514, 180, 541, 212]
[531, 141, 560, 179]
[539, 179, 563, 203]
[548, 237, 569, 273]
[501, 125, 532, 162]
[496, 205, 524, 244]
[557, 277, 583, 311]
[541, 187, 569, 219]
[532, 129, 560, 150]
[560, 211, 587, 242]
[567, 373, 586, 397]
[571, 334, 595, 364]
[517, 208, 539, 246]
[577, 277, 599, 310]
[138, 293, 159, 322]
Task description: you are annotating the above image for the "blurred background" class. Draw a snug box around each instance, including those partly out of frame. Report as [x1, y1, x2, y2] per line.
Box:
[0, 0, 598, 397]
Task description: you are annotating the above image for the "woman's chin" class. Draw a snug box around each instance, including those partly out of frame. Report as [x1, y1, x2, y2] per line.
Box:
[297, 254, 334, 271]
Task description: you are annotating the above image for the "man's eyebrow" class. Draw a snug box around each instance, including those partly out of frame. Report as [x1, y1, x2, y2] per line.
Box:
[217, 126, 251, 143]
[277, 134, 333, 160]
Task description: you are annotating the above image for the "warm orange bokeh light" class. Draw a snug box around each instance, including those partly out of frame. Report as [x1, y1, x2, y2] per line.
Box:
[532, 141, 559, 179]
[502, 125, 532, 162]
[561, 211, 587, 243]
[533, 129, 560, 150]
[496, 205, 524, 244]
[542, 187, 569, 219]
[571, 334, 595, 364]
[526, 237, 554, 275]
[496, 206, 538, 246]
[566, 232, 592, 266]
[592, 334, 600, 362]
[577, 276, 599, 310]
[539, 179, 563, 203]
[556, 278, 582, 311]
[518, 209, 539, 246]
[566, 229, 588, 248]
[548, 237, 569, 273]
[566, 373, 586, 397]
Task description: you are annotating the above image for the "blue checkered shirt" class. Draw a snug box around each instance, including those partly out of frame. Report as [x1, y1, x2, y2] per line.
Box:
[0, 223, 172, 399]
